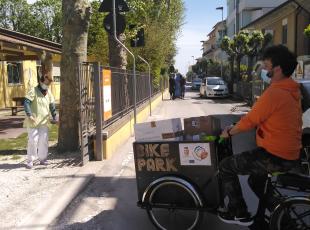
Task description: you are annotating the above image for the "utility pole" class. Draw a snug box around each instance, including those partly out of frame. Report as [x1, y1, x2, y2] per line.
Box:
[216, 6, 224, 79]
[138, 55, 152, 116]
[112, 0, 137, 124]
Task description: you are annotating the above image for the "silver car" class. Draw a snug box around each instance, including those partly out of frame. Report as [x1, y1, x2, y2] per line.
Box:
[200, 77, 229, 98]
[191, 78, 202, 90]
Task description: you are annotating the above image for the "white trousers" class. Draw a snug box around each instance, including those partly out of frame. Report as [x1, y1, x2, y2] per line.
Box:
[27, 126, 49, 163]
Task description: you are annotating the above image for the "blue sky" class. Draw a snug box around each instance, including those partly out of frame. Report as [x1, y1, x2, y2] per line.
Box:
[175, 0, 227, 74]
[27, 0, 227, 74]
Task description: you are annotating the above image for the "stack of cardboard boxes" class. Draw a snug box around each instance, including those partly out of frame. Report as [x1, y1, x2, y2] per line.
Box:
[134, 115, 225, 142]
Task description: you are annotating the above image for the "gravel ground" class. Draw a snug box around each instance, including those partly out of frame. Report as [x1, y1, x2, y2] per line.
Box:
[0, 142, 81, 229]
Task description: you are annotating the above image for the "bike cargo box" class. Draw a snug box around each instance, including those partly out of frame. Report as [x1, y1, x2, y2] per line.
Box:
[133, 140, 221, 207]
[133, 114, 257, 208]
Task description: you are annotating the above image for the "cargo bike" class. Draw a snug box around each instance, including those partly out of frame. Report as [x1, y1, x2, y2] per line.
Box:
[132, 116, 310, 230]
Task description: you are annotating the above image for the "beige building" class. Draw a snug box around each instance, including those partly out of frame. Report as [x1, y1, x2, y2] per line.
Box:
[242, 0, 310, 56]
[202, 20, 227, 61]
[0, 28, 61, 109]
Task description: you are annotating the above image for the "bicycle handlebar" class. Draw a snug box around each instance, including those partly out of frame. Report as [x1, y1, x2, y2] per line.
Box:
[200, 135, 226, 144]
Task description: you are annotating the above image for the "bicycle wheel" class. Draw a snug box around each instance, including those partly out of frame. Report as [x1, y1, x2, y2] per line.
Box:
[270, 196, 310, 230]
[143, 177, 204, 230]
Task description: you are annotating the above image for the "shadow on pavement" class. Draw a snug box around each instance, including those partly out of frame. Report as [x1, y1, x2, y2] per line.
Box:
[50, 176, 246, 230]
[0, 163, 26, 170]
[0, 148, 81, 172]
[0, 117, 24, 132]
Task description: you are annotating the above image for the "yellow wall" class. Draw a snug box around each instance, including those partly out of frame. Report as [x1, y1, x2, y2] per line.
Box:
[50, 82, 60, 102]
[267, 13, 296, 52]
[0, 61, 37, 108]
[0, 60, 61, 108]
[0, 63, 5, 108]
[246, 6, 297, 52]
[101, 92, 166, 160]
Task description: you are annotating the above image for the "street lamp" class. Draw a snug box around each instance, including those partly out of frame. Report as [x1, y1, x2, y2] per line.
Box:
[216, 6, 224, 78]
[191, 56, 195, 65]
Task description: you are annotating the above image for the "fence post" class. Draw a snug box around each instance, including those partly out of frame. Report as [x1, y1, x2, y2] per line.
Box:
[94, 63, 103, 161]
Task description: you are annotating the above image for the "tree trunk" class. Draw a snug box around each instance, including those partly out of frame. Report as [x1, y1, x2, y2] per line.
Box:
[229, 57, 235, 83]
[247, 56, 254, 82]
[228, 57, 235, 93]
[40, 51, 53, 78]
[108, 33, 127, 69]
[58, 0, 91, 152]
[236, 57, 241, 82]
[108, 33, 129, 109]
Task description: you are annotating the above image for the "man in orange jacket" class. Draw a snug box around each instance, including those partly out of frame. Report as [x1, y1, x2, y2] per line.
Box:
[218, 45, 302, 226]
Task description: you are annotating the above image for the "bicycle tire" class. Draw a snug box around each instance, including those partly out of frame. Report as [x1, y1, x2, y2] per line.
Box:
[270, 196, 310, 230]
[143, 177, 204, 230]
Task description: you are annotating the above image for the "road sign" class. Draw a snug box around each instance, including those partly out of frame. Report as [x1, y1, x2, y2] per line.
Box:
[103, 12, 126, 36]
[99, 0, 129, 12]
[130, 27, 145, 47]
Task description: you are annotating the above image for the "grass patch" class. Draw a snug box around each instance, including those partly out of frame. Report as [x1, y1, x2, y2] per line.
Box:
[0, 125, 58, 154]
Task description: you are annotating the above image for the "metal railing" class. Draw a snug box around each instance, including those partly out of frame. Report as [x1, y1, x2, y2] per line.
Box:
[102, 67, 165, 128]
[78, 62, 96, 164]
[77, 63, 168, 161]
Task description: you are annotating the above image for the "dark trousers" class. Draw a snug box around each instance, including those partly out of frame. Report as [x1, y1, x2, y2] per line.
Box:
[219, 147, 297, 216]
[169, 89, 174, 99]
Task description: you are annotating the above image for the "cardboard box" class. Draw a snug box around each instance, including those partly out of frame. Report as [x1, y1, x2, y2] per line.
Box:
[134, 118, 183, 141]
[184, 116, 221, 137]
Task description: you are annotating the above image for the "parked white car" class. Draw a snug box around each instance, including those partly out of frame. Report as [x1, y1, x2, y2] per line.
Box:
[200, 77, 229, 98]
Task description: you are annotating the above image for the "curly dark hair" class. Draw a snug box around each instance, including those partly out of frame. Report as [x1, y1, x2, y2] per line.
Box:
[262, 45, 298, 77]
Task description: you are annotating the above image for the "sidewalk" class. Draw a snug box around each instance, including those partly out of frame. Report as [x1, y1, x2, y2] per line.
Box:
[0, 93, 251, 230]
[0, 114, 26, 139]
[0, 112, 104, 230]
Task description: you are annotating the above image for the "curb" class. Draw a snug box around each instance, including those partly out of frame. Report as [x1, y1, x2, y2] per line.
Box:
[18, 161, 104, 230]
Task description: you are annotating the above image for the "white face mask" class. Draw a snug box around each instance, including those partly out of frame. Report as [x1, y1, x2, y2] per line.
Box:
[40, 83, 48, 90]
[261, 69, 271, 84]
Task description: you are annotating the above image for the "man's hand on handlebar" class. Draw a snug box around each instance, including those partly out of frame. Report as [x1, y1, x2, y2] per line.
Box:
[221, 126, 233, 139]
[221, 124, 243, 138]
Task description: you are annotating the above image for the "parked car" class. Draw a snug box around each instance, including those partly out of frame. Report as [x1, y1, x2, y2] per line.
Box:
[200, 77, 229, 98]
[191, 78, 202, 90]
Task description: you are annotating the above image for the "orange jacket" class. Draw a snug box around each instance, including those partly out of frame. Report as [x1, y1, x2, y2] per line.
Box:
[236, 78, 302, 160]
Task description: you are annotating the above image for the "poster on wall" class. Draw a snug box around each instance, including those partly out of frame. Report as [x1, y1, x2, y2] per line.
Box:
[179, 143, 212, 166]
[102, 69, 112, 121]
[296, 60, 304, 79]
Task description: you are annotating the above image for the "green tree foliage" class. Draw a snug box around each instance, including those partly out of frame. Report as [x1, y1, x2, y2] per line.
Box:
[0, 0, 62, 43]
[0, 0, 184, 84]
[31, 0, 62, 43]
[186, 70, 195, 81]
[207, 60, 221, 77]
[221, 36, 236, 82]
[304, 24, 310, 38]
[246, 30, 264, 81]
[87, 1, 109, 66]
[191, 58, 208, 76]
[221, 30, 272, 82]
[231, 30, 249, 81]
[124, 0, 185, 84]
[0, 0, 33, 33]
